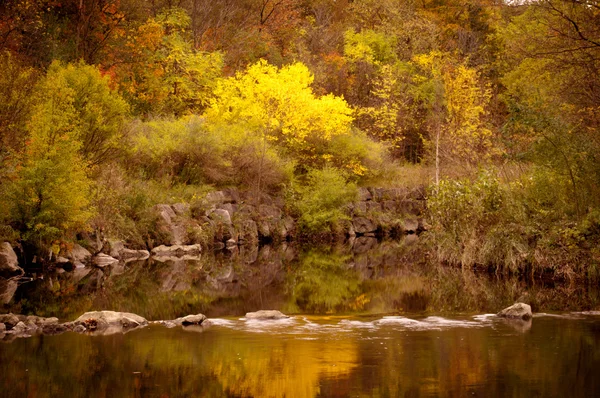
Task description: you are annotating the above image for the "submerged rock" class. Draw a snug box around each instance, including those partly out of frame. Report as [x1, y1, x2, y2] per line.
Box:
[498, 302, 532, 320]
[0, 242, 23, 277]
[245, 310, 289, 320]
[74, 311, 148, 335]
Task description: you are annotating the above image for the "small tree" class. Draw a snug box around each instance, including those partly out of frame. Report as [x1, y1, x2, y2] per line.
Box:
[6, 72, 94, 251]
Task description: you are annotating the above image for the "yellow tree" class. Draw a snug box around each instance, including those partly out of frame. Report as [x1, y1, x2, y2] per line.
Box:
[413, 51, 494, 183]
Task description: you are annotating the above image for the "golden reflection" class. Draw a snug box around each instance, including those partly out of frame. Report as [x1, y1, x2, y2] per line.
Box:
[206, 333, 358, 398]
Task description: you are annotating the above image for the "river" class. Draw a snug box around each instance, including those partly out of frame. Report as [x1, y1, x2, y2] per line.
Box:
[1, 237, 600, 397]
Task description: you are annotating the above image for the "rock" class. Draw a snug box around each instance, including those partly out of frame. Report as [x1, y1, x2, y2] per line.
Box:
[74, 311, 148, 335]
[69, 244, 92, 263]
[402, 218, 420, 233]
[11, 321, 28, 334]
[225, 239, 237, 248]
[0, 278, 18, 305]
[93, 253, 119, 267]
[497, 302, 532, 320]
[366, 201, 382, 212]
[153, 204, 188, 245]
[217, 203, 235, 219]
[0, 323, 5, 333]
[120, 248, 150, 260]
[245, 310, 289, 320]
[107, 239, 125, 258]
[352, 236, 378, 254]
[208, 208, 232, 225]
[352, 217, 376, 234]
[73, 325, 86, 333]
[258, 204, 282, 220]
[205, 191, 226, 204]
[151, 244, 201, 257]
[0, 313, 21, 328]
[172, 203, 190, 217]
[358, 187, 372, 201]
[0, 242, 23, 277]
[173, 314, 207, 326]
[42, 323, 68, 335]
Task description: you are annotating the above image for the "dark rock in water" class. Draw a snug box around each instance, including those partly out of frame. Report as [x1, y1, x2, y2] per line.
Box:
[245, 310, 288, 320]
[0, 242, 24, 277]
[174, 314, 207, 326]
[74, 311, 148, 335]
[498, 303, 532, 320]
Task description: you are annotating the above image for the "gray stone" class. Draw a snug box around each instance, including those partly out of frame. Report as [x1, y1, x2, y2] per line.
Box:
[217, 203, 235, 218]
[12, 321, 28, 334]
[366, 201, 382, 212]
[205, 191, 226, 204]
[151, 244, 201, 257]
[120, 248, 150, 260]
[107, 239, 125, 258]
[69, 244, 92, 263]
[0, 313, 21, 327]
[259, 205, 282, 220]
[225, 239, 237, 248]
[93, 253, 119, 267]
[74, 311, 148, 335]
[352, 217, 377, 234]
[174, 314, 207, 326]
[497, 303, 533, 320]
[73, 325, 87, 333]
[209, 209, 232, 225]
[0, 242, 23, 277]
[402, 218, 419, 233]
[358, 187, 372, 201]
[0, 279, 18, 305]
[172, 203, 190, 216]
[245, 310, 289, 320]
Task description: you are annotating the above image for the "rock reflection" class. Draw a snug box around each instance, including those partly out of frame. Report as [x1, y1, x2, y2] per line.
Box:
[4, 236, 600, 321]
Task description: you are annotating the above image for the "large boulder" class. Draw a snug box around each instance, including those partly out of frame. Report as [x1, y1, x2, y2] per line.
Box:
[0, 242, 23, 277]
[69, 244, 92, 264]
[153, 204, 187, 245]
[497, 302, 532, 320]
[245, 310, 289, 320]
[74, 311, 148, 335]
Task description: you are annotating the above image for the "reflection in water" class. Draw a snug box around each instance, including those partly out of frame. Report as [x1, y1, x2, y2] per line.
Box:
[3, 236, 600, 322]
[1, 314, 600, 397]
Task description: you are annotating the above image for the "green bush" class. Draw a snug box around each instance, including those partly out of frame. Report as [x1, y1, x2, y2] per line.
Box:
[290, 167, 357, 234]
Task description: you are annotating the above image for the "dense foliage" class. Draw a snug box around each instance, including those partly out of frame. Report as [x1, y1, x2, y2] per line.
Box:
[0, 0, 599, 280]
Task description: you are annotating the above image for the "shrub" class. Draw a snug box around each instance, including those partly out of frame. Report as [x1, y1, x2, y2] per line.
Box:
[290, 167, 357, 234]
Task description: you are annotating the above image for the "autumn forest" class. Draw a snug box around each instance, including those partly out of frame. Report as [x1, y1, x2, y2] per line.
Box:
[1, 0, 599, 281]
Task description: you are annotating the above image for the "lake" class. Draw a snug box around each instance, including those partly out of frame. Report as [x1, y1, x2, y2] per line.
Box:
[1, 237, 600, 397]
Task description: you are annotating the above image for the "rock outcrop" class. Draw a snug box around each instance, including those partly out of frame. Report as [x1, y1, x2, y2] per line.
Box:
[497, 302, 533, 320]
[0, 242, 23, 277]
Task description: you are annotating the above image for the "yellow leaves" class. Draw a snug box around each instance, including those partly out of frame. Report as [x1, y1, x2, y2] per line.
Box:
[206, 60, 353, 161]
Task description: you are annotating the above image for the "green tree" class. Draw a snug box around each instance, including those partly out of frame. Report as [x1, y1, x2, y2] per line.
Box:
[41, 61, 130, 167]
[5, 69, 94, 250]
